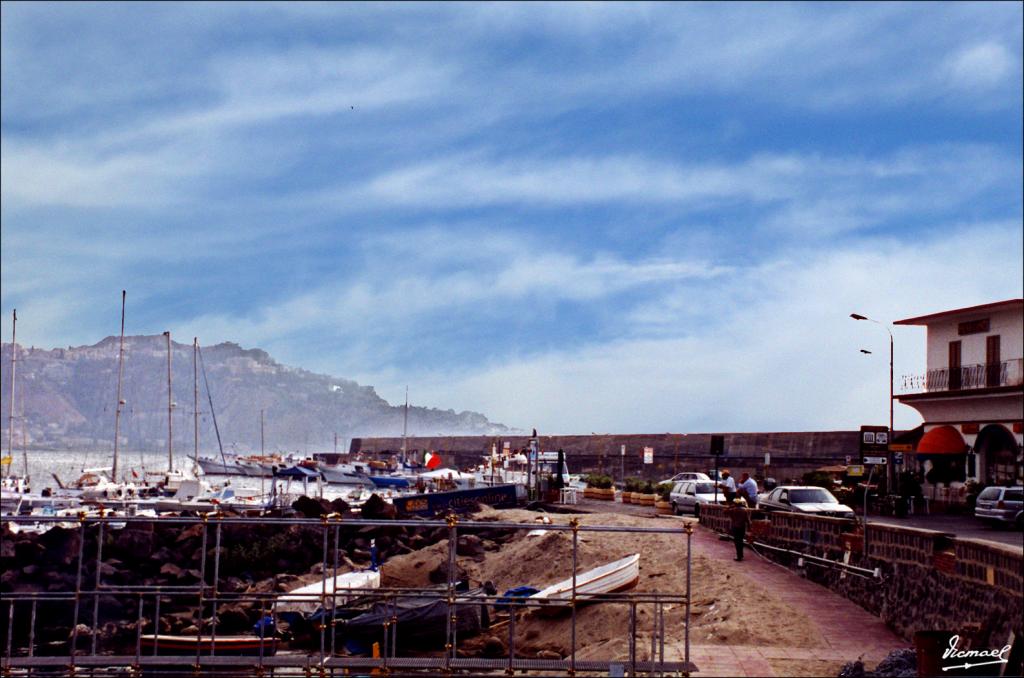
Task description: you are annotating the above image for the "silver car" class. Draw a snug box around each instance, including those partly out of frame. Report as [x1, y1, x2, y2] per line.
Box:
[669, 480, 720, 516]
[975, 486, 1023, 529]
[758, 486, 855, 518]
[659, 471, 712, 485]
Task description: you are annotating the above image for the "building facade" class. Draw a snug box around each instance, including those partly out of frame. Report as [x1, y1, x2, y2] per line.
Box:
[894, 299, 1023, 498]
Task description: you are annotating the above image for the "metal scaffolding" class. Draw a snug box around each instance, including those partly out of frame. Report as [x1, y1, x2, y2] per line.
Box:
[2, 513, 696, 676]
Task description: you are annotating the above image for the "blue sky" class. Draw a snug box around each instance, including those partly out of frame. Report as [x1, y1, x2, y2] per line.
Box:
[2, 2, 1022, 434]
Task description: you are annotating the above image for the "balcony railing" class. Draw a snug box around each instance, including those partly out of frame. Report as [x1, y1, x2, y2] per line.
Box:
[900, 358, 1023, 394]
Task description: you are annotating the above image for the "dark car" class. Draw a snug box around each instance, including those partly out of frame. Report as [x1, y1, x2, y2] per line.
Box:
[757, 485, 854, 518]
[974, 486, 1023, 529]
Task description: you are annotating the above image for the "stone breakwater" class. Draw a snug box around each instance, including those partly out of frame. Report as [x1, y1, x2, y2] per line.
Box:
[0, 496, 516, 655]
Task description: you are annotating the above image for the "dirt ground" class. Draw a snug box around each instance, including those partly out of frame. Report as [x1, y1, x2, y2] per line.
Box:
[380, 507, 824, 661]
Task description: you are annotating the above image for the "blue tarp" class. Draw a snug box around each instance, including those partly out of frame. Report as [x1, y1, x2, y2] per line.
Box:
[273, 465, 322, 479]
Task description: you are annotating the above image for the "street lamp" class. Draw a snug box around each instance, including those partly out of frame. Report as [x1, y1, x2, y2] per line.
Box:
[851, 313, 895, 493]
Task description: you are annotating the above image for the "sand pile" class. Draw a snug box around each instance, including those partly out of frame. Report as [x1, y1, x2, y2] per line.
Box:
[379, 508, 823, 660]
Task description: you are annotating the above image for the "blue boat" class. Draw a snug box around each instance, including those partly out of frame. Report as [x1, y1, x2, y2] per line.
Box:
[367, 475, 410, 489]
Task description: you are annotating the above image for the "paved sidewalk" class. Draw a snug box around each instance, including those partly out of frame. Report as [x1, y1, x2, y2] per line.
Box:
[869, 513, 1022, 549]
[683, 526, 906, 676]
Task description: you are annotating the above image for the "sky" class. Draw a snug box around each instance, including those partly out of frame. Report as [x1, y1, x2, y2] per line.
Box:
[2, 2, 1022, 434]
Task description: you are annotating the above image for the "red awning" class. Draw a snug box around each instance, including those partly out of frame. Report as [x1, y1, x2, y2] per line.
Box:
[915, 425, 967, 455]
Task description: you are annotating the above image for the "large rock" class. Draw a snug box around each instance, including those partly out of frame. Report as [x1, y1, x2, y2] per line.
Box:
[456, 535, 485, 557]
[292, 495, 332, 518]
[428, 559, 467, 585]
[360, 494, 397, 520]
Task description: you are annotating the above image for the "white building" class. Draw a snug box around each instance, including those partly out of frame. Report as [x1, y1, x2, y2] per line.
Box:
[894, 299, 1022, 498]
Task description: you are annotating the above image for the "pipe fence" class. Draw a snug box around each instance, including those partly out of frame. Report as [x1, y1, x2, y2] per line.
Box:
[2, 513, 695, 676]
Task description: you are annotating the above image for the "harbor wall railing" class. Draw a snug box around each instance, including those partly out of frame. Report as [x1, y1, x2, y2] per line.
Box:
[699, 503, 1023, 652]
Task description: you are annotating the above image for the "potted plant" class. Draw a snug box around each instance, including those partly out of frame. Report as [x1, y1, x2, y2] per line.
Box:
[622, 477, 640, 504]
[654, 482, 674, 514]
[582, 474, 595, 499]
[636, 481, 657, 506]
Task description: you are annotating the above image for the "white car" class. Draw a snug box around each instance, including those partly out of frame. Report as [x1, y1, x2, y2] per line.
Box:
[668, 480, 720, 516]
[758, 486, 855, 518]
[659, 471, 711, 486]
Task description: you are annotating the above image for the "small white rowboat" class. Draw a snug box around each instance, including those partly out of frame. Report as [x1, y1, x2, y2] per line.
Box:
[530, 553, 640, 607]
[277, 569, 382, 614]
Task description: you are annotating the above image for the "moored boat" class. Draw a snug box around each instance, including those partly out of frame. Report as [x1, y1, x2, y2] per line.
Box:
[140, 634, 278, 656]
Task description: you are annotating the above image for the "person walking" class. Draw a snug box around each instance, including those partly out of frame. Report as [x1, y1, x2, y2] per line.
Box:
[727, 498, 750, 561]
[738, 472, 759, 508]
[718, 469, 736, 502]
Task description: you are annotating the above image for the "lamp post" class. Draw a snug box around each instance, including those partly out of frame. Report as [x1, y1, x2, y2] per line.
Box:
[851, 313, 895, 494]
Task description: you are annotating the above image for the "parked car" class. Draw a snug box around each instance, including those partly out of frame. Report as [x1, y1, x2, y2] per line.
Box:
[669, 480, 720, 516]
[659, 471, 711, 485]
[757, 486, 855, 518]
[974, 486, 1023, 529]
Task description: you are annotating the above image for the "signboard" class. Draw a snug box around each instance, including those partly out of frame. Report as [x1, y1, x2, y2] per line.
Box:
[393, 484, 519, 515]
[893, 452, 904, 465]
[863, 456, 888, 465]
[860, 425, 890, 456]
[845, 455, 852, 465]
[764, 452, 770, 466]
[847, 464, 865, 477]
[621, 444, 626, 457]
[643, 447, 654, 464]
[888, 443, 913, 452]
[710, 435, 725, 456]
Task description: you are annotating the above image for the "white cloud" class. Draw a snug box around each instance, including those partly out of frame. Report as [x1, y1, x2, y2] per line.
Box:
[375, 222, 1024, 433]
[944, 42, 1017, 90]
[171, 236, 729, 354]
[341, 145, 1017, 239]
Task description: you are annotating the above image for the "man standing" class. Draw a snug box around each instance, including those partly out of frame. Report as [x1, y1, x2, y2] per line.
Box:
[718, 469, 736, 502]
[738, 472, 758, 508]
[727, 498, 750, 561]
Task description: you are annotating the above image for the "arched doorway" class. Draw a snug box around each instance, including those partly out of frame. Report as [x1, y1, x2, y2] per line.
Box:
[975, 424, 1021, 486]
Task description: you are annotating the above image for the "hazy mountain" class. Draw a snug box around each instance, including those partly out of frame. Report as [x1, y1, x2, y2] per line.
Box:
[0, 336, 510, 454]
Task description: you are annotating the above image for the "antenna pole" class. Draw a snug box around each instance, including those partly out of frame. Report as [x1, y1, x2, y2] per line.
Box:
[164, 331, 173, 472]
[193, 337, 199, 472]
[8, 309, 19, 476]
[112, 291, 126, 481]
[401, 386, 408, 465]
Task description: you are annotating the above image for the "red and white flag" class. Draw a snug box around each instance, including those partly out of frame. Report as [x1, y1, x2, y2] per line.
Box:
[424, 452, 442, 469]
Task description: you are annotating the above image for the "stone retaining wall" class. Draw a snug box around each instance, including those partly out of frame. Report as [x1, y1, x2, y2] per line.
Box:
[699, 504, 1023, 650]
[352, 431, 863, 481]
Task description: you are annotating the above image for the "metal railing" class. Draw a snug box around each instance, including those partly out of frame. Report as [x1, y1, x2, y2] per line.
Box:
[1, 513, 695, 676]
[900, 358, 1022, 394]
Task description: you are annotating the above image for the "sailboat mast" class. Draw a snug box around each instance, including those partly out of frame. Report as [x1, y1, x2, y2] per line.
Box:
[7, 309, 18, 476]
[164, 331, 173, 472]
[260, 409, 265, 456]
[401, 386, 408, 464]
[112, 291, 127, 481]
[193, 337, 199, 470]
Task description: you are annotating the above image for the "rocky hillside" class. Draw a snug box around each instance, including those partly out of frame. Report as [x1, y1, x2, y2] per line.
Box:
[0, 336, 509, 453]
